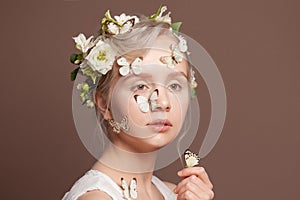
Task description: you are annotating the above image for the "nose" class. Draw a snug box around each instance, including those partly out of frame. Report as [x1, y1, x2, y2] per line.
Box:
[152, 87, 171, 112]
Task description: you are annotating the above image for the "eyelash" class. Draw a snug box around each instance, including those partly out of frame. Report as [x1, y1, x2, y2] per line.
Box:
[132, 83, 149, 91]
[131, 81, 183, 92]
[168, 83, 182, 91]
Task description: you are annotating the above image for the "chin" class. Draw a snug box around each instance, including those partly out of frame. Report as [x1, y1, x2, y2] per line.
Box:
[142, 132, 177, 150]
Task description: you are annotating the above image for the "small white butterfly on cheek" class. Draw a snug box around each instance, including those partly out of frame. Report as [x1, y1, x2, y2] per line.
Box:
[134, 89, 159, 113]
[135, 95, 150, 113]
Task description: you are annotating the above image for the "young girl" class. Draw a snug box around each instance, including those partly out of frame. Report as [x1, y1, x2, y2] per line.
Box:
[63, 6, 214, 200]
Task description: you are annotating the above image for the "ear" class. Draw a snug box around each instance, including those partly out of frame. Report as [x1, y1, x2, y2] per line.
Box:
[94, 92, 112, 120]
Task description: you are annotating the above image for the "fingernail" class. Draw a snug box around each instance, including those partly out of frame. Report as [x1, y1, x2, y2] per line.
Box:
[177, 171, 182, 176]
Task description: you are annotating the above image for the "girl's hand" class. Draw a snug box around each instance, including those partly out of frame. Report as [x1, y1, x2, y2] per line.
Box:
[174, 166, 214, 200]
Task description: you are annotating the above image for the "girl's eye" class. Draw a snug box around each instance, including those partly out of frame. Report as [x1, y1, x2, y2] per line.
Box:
[168, 83, 182, 91]
[134, 84, 148, 91]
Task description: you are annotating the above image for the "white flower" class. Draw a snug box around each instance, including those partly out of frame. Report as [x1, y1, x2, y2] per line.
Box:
[73, 33, 94, 53]
[106, 13, 139, 35]
[85, 40, 116, 75]
[86, 100, 95, 108]
[114, 13, 139, 25]
[175, 34, 188, 52]
[156, 6, 171, 24]
[77, 83, 95, 108]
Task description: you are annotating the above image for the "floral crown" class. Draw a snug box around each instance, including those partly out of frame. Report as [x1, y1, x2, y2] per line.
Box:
[70, 5, 197, 108]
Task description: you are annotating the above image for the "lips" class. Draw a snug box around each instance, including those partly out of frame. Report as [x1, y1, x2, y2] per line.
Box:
[147, 119, 172, 132]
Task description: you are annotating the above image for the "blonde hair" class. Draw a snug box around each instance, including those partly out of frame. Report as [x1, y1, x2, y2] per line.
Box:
[96, 17, 176, 102]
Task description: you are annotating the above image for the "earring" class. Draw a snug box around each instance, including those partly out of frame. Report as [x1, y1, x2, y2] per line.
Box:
[108, 116, 129, 133]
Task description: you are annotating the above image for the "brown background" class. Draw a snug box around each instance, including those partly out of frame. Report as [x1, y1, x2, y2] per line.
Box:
[1, 0, 299, 199]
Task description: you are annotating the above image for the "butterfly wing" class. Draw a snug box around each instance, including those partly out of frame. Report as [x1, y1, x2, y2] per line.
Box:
[120, 19, 135, 34]
[106, 21, 120, 35]
[129, 178, 137, 199]
[171, 44, 183, 64]
[121, 178, 130, 199]
[108, 119, 120, 133]
[120, 116, 129, 131]
[160, 56, 175, 68]
[184, 149, 200, 167]
[117, 57, 130, 76]
[131, 57, 143, 75]
[149, 90, 158, 111]
[136, 95, 149, 113]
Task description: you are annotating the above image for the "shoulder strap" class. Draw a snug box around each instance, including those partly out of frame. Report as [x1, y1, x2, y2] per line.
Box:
[151, 176, 177, 200]
[62, 170, 123, 200]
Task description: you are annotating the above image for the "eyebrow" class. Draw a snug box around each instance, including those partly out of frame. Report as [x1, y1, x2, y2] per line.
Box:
[122, 73, 153, 82]
[122, 71, 187, 82]
[167, 71, 188, 79]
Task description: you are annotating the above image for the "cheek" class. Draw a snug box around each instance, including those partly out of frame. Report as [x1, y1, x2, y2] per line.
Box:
[170, 90, 189, 122]
[110, 81, 150, 123]
[110, 88, 132, 122]
[128, 97, 149, 125]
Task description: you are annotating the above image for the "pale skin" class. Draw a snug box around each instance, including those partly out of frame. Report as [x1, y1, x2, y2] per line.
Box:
[78, 36, 214, 200]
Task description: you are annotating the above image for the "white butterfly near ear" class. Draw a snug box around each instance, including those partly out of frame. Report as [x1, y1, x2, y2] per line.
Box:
[160, 44, 184, 69]
[135, 90, 158, 113]
[117, 57, 143, 76]
[108, 116, 129, 133]
[184, 149, 200, 168]
[121, 178, 137, 200]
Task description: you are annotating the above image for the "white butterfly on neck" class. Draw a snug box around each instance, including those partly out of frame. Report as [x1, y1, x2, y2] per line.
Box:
[117, 57, 143, 76]
[184, 149, 200, 168]
[121, 178, 137, 200]
[135, 89, 158, 113]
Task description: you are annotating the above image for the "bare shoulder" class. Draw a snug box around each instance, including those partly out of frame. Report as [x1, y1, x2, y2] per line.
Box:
[163, 181, 177, 191]
[77, 190, 112, 200]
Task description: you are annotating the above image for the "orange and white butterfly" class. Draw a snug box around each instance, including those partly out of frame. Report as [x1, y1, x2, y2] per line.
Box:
[160, 44, 184, 69]
[184, 149, 200, 168]
[117, 57, 143, 76]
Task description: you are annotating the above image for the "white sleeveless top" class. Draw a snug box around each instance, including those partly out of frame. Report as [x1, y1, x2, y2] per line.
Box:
[62, 170, 176, 200]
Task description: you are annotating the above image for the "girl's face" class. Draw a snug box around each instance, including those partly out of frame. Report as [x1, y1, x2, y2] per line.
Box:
[108, 36, 190, 153]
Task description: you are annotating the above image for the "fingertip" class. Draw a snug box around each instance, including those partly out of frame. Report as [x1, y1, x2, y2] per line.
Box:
[173, 187, 177, 194]
[177, 170, 182, 176]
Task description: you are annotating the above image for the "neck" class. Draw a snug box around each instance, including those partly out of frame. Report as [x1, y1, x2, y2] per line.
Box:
[93, 143, 158, 186]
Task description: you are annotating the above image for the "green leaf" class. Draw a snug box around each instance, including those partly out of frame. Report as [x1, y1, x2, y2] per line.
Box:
[81, 66, 101, 84]
[171, 22, 182, 33]
[190, 87, 197, 99]
[101, 10, 119, 31]
[70, 54, 77, 63]
[149, 4, 163, 19]
[70, 53, 83, 64]
[70, 67, 80, 81]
